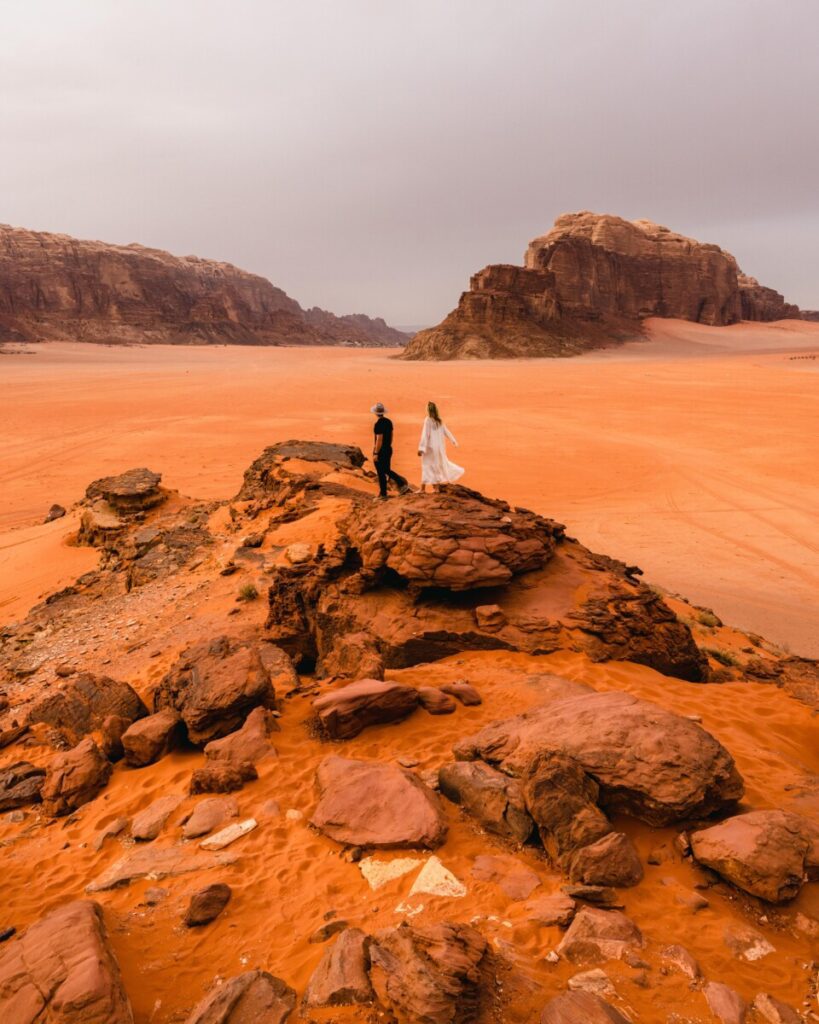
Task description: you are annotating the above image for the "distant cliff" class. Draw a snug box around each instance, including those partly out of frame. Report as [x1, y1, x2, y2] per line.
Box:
[403, 212, 802, 359]
[0, 224, 408, 347]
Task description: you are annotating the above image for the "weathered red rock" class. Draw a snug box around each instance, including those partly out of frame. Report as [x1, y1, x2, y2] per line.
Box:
[86, 845, 238, 892]
[0, 900, 133, 1023]
[154, 636, 285, 744]
[0, 762, 45, 812]
[0, 223, 407, 348]
[403, 212, 802, 360]
[523, 752, 612, 863]
[438, 761, 533, 843]
[181, 796, 240, 839]
[27, 671, 146, 743]
[204, 707, 279, 764]
[41, 737, 112, 816]
[471, 854, 541, 900]
[540, 990, 630, 1023]
[704, 981, 747, 1024]
[131, 794, 184, 841]
[311, 756, 447, 849]
[369, 920, 487, 1024]
[752, 993, 802, 1024]
[85, 468, 165, 512]
[439, 682, 483, 706]
[184, 883, 232, 927]
[557, 907, 643, 963]
[418, 687, 457, 715]
[455, 691, 743, 826]
[313, 679, 419, 739]
[690, 809, 818, 902]
[184, 970, 296, 1024]
[122, 708, 183, 766]
[190, 761, 258, 795]
[303, 927, 373, 1007]
[566, 832, 644, 888]
[521, 893, 577, 928]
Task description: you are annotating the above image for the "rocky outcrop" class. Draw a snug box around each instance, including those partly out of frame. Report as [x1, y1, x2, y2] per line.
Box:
[154, 635, 286, 744]
[0, 900, 134, 1023]
[368, 921, 488, 1024]
[438, 761, 533, 843]
[184, 971, 296, 1024]
[203, 707, 279, 764]
[27, 671, 147, 743]
[403, 212, 802, 359]
[122, 709, 183, 767]
[0, 761, 46, 811]
[690, 810, 819, 902]
[454, 690, 743, 826]
[86, 468, 165, 512]
[311, 756, 448, 850]
[0, 223, 407, 347]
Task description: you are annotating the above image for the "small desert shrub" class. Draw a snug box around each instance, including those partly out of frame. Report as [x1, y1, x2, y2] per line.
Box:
[696, 609, 721, 628]
[702, 647, 740, 668]
[237, 583, 259, 602]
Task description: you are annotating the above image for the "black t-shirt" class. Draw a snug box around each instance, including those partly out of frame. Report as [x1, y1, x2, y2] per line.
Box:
[373, 416, 393, 455]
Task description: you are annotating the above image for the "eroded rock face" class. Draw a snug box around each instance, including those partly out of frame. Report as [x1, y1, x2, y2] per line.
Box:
[438, 761, 533, 843]
[340, 488, 559, 591]
[313, 679, 420, 739]
[691, 810, 819, 902]
[0, 900, 134, 1023]
[0, 224, 408, 348]
[303, 927, 373, 1007]
[41, 737, 112, 816]
[369, 921, 488, 1024]
[204, 707, 279, 764]
[154, 636, 284, 744]
[311, 756, 448, 850]
[455, 691, 744, 826]
[566, 832, 644, 888]
[184, 970, 296, 1024]
[403, 212, 802, 360]
[0, 762, 45, 812]
[28, 671, 147, 743]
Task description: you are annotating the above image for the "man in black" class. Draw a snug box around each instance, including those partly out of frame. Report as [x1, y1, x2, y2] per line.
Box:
[371, 402, 410, 499]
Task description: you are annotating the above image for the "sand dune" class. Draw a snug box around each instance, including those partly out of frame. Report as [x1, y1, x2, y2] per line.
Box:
[1, 318, 818, 655]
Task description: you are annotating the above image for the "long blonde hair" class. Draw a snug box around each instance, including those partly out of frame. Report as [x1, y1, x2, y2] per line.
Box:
[427, 401, 441, 424]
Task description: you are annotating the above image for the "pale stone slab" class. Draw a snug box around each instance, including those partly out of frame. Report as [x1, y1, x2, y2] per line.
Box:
[200, 817, 258, 850]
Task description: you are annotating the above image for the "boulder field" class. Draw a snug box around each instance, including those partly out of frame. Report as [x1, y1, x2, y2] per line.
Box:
[0, 441, 817, 1023]
[403, 212, 807, 359]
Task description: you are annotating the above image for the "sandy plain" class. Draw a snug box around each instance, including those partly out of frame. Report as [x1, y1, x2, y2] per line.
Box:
[2, 317, 818, 655]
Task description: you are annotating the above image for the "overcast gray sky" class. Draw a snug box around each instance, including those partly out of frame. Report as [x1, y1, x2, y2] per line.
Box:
[1, 0, 817, 324]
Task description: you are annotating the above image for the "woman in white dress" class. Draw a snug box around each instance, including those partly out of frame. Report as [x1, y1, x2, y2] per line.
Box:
[417, 401, 464, 492]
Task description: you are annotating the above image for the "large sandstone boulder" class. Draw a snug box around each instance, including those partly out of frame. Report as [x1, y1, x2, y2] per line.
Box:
[154, 636, 288, 744]
[339, 488, 559, 591]
[311, 756, 447, 850]
[313, 679, 420, 739]
[0, 900, 134, 1023]
[368, 921, 487, 1024]
[303, 927, 373, 1007]
[690, 809, 819, 902]
[403, 212, 802, 360]
[438, 761, 533, 843]
[566, 832, 644, 888]
[455, 691, 743, 826]
[41, 737, 112, 816]
[184, 971, 296, 1024]
[0, 225, 408, 348]
[540, 990, 630, 1023]
[27, 672, 147, 742]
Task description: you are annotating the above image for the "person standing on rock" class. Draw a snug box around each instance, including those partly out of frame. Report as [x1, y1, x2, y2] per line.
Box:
[418, 401, 463, 492]
[371, 402, 411, 501]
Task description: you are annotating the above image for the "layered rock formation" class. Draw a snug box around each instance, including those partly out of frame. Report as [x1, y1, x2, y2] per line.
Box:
[0, 224, 408, 346]
[404, 212, 802, 359]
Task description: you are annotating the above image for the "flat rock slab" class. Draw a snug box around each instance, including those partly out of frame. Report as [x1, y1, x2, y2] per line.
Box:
[200, 818, 258, 851]
[131, 793, 185, 842]
[360, 856, 424, 891]
[311, 756, 447, 850]
[471, 853, 541, 900]
[557, 907, 643, 964]
[406, 856, 466, 899]
[86, 467, 164, 511]
[0, 900, 134, 1023]
[184, 969, 296, 1024]
[182, 796, 240, 839]
[87, 845, 238, 892]
[540, 990, 630, 1023]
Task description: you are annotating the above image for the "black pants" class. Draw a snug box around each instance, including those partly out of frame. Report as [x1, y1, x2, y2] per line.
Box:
[375, 451, 408, 496]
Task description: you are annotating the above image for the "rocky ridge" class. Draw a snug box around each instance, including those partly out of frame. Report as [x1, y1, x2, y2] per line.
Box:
[0, 442, 817, 1023]
[403, 212, 804, 359]
[0, 224, 409, 347]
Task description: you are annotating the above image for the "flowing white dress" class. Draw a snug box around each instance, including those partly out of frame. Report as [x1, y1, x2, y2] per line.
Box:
[418, 417, 464, 485]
